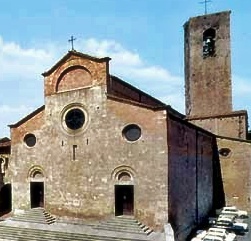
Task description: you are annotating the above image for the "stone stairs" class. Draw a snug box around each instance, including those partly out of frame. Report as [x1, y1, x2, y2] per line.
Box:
[0, 225, 150, 241]
[96, 216, 153, 236]
[10, 207, 56, 224]
[0, 210, 154, 241]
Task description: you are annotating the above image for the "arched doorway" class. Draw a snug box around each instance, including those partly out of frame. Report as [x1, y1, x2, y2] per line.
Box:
[114, 170, 134, 216]
[29, 168, 44, 208]
[30, 182, 44, 208]
[115, 184, 134, 216]
[0, 183, 12, 213]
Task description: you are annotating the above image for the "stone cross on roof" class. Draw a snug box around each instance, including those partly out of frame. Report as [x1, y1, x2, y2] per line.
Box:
[68, 35, 76, 51]
[199, 0, 212, 15]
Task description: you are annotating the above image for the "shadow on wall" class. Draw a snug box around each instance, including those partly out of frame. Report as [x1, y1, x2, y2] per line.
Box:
[0, 183, 12, 216]
[247, 130, 251, 140]
[167, 114, 226, 241]
[185, 138, 226, 241]
[212, 138, 225, 211]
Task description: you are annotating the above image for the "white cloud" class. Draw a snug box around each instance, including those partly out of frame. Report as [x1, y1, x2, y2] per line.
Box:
[0, 105, 34, 137]
[125, 66, 182, 83]
[81, 38, 142, 67]
[0, 36, 56, 81]
[0, 37, 185, 137]
[232, 75, 251, 118]
[0, 105, 30, 113]
[159, 93, 185, 113]
[79, 38, 184, 111]
[80, 38, 182, 83]
[233, 75, 251, 96]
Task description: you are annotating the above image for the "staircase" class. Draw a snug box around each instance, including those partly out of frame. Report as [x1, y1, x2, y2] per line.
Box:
[96, 216, 153, 236]
[10, 207, 56, 224]
[0, 225, 150, 241]
[0, 211, 153, 241]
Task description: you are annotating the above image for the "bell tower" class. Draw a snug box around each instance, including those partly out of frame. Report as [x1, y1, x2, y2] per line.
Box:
[184, 11, 248, 140]
[184, 11, 232, 117]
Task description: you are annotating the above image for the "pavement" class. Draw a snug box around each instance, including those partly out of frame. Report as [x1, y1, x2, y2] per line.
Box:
[0, 209, 166, 241]
[0, 219, 150, 240]
[236, 215, 250, 241]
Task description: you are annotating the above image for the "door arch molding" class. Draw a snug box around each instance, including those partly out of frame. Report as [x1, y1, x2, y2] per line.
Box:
[28, 165, 45, 208]
[112, 165, 135, 216]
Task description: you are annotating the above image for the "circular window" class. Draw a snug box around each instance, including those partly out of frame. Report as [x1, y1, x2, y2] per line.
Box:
[219, 148, 231, 157]
[61, 104, 88, 134]
[65, 108, 85, 130]
[24, 133, 36, 147]
[122, 124, 141, 142]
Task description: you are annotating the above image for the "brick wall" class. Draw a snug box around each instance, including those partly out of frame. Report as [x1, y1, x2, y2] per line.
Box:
[217, 137, 251, 211]
[188, 111, 248, 139]
[44, 53, 108, 97]
[168, 115, 214, 241]
[184, 11, 232, 117]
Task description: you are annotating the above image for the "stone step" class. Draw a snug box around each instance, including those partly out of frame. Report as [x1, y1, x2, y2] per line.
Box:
[97, 217, 139, 226]
[96, 226, 145, 235]
[106, 218, 138, 224]
[0, 225, 149, 241]
[95, 216, 153, 236]
[100, 220, 141, 228]
[97, 224, 143, 233]
[10, 208, 56, 225]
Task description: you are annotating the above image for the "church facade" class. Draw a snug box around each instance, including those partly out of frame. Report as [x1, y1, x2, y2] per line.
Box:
[0, 10, 250, 241]
[5, 50, 217, 241]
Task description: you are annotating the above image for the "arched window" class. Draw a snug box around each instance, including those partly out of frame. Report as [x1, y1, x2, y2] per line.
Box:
[118, 172, 132, 182]
[32, 170, 44, 179]
[0, 158, 4, 174]
[203, 28, 216, 57]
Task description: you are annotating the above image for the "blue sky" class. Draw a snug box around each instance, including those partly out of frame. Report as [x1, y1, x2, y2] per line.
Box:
[0, 0, 251, 137]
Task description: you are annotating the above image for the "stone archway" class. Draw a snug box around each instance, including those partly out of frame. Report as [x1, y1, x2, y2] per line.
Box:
[0, 183, 12, 214]
[112, 167, 135, 216]
[28, 167, 45, 208]
[30, 181, 44, 208]
[115, 184, 134, 216]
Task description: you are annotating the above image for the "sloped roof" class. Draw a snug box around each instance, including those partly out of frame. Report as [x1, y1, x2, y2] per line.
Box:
[107, 75, 166, 109]
[9, 105, 45, 128]
[42, 50, 111, 77]
[186, 110, 248, 121]
[0, 137, 11, 147]
[107, 75, 185, 120]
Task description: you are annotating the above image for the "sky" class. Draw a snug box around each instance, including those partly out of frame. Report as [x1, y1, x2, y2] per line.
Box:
[0, 0, 251, 137]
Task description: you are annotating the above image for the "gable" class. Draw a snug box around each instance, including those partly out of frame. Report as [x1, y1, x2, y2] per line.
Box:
[56, 66, 92, 92]
[9, 106, 45, 145]
[43, 51, 110, 96]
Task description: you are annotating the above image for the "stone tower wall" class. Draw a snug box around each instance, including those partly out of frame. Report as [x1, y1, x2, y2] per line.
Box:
[184, 11, 232, 117]
[188, 110, 248, 139]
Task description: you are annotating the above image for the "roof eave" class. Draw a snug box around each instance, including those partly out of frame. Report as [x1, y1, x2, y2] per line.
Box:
[42, 51, 111, 77]
[8, 105, 45, 128]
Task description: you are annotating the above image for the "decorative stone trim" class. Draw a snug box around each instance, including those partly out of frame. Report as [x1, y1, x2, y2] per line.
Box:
[111, 165, 136, 185]
[61, 103, 89, 136]
[27, 165, 45, 181]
